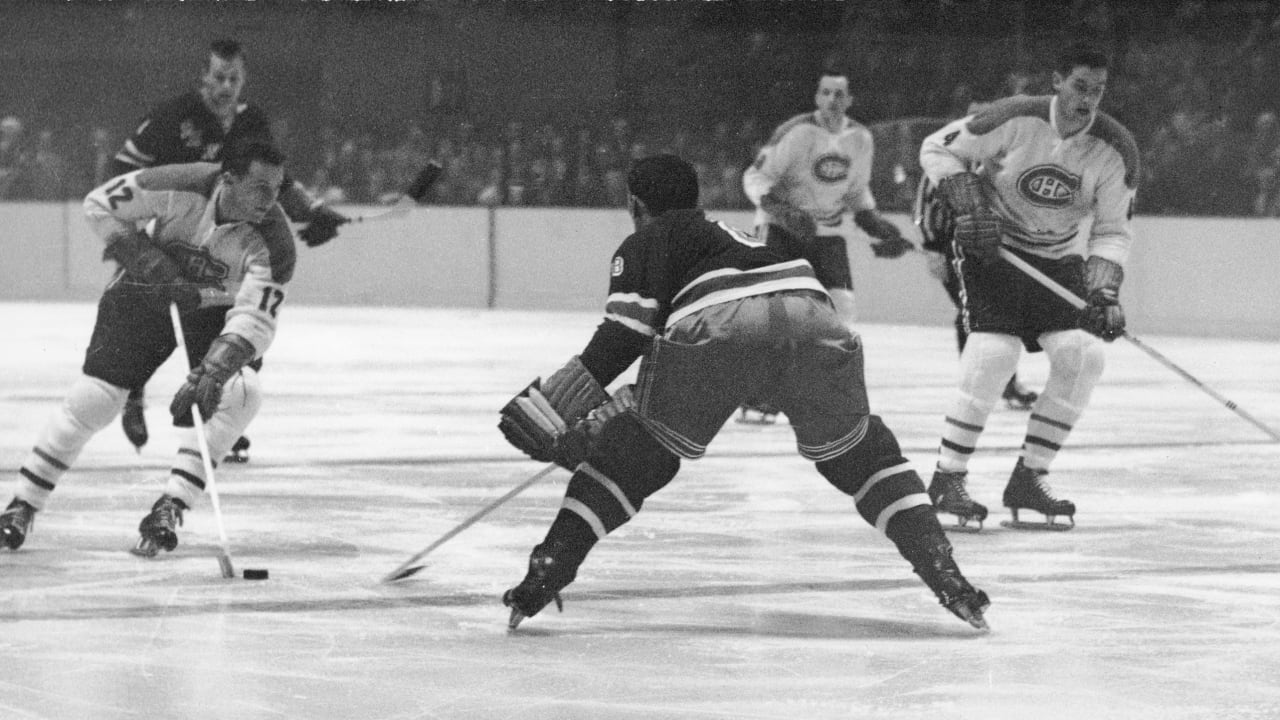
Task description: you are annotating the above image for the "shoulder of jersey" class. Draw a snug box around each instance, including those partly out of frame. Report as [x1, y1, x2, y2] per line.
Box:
[965, 95, 1052, 136]
[135, 162, 221, 196]
[764, 113, 821, 146]
[1088, 112, 1141, 187]
[152, 91, 208, 121]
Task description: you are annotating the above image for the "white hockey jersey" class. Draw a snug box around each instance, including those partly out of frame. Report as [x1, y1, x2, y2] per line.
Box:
[919, 95, 1140, 265]
[83, 163, 294, 357]
[743, 112, 877, 231]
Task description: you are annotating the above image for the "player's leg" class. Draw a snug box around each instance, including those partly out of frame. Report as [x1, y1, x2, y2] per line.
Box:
[135, 308, 263, 556]
[503, 413, 681, 629]
[1001, 329, 1103, 529]
[778, 295, 987, 628]
[4, 292, 172, 550]
[504, 296, 768, 628]
[121, 386, 149, 451]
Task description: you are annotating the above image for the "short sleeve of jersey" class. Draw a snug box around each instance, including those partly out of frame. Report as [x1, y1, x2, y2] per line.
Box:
[224, 250, 286, 358]
[602, 232, 663, 338]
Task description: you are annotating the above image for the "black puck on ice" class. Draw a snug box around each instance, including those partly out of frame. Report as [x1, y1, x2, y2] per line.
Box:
[243, 568, 269, 580]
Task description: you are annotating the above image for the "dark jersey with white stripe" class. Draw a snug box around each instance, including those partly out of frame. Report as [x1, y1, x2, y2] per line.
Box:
[578, 209, 827, 385]
[110, 91, 273, 177]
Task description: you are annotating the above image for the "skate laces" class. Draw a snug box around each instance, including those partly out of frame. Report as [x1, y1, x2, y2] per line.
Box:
[941, 470, 974, 502]
[152, 497, 184, 529]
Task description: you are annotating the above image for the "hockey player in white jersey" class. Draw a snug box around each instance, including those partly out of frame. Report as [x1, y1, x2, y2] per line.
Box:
[0, 140, 294, 554]
[739, 68, 913, 423]
[918, 42, 1139, 531]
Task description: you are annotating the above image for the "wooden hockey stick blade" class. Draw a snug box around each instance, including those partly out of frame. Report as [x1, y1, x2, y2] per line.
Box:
[348, 162, 444, 224]
[217, 552, 236, 579]
[380, 463, 559, 584]
[405, 162, 443, 202]
[997, 247, 1280, 442]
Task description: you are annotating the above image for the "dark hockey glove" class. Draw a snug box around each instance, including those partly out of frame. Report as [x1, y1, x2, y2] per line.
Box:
[555, 385, 636, 469]
[498, 381, 563, 464]
[1080, 256, 1126, 342]
[938, 172, 1003, 263]
[103, 231, 201, 311]
[854, 210, 914, 259]
[170, 333, 256, 421]
[952, 209, 1003, 262]
[298, 204, 350, 247]
[761, 191, 816, 242]
[498, 356, 610, 468]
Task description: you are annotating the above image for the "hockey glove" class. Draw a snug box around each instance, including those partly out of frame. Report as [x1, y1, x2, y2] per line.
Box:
[298, 204, 350, 247]
[170, 333, 256, 421]
[937, 172, 1003, 263]
[1080, 256, 1126, 342]
[555, 385, 636, 470]
[854, 210, 914, 258]
[499, 357, 611, 469]
[952, 209, 1003, 262]
[760, 191, 816, 242]
[103, 231, 201, 311]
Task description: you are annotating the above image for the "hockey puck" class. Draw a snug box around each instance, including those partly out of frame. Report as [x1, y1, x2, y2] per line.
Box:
[242, 568, 269, 580]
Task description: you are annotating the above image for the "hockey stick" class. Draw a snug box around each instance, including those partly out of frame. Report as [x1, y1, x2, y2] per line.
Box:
[169, 303, 237, 578]
[381, 462, 559, 584]
[347, 161, 443, 224]
[997, 247, 1280, 442]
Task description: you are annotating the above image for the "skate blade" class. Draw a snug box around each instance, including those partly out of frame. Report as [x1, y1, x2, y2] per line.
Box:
[735, 415, 778, 425]
[1000, 518, 1074, 532]
[223, 453, 249, 464]
[506, 607, 527, 631]
[130, 538, 160, 558]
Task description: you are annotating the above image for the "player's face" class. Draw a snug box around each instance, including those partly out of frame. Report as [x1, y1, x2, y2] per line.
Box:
[201, 54, 247, 111]
[814, 76, 852, 119]
[1053, 65, 1107, 125]
[220, 160, 284, 223]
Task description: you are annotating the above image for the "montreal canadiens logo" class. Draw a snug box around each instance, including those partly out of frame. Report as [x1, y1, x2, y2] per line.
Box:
[167, 243, 229, 284]
[1017, 165, 1080, 207]
[812, 153, 851, 183]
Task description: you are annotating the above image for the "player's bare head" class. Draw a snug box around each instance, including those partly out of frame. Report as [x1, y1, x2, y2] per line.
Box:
[814, 69, 852, 118]
[219, 139, 285, 223]
[1052, 41, 1109, 124]
[201, 38, 247, 112]
[626, 154, 699, 219]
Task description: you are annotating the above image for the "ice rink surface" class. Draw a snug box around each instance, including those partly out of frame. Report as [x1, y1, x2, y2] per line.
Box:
[2, 301, 1278, 720]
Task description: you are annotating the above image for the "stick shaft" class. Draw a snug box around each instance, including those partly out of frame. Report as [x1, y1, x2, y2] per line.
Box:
[997, 247, 1280, 442]
[381, 463, 558, 583]
[169, 304, 237, 575]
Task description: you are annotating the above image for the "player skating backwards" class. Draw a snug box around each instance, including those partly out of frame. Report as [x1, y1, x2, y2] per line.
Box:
[917, 41, 1139, 531]
[497, 154, 989, 631]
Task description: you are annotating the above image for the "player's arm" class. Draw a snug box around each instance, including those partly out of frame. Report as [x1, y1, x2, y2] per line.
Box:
[1080, 157, 1137, 343]
[277, 180, 349, 248]
[744, 133, 815, 241]
[498, 237, 653, 466]
[919, 119, 1008, 262]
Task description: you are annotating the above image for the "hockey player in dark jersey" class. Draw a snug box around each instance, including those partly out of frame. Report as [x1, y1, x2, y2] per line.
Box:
[0, 140, 294, 555]
[111, 39, 347, 462]
[497, 154, 989, 631]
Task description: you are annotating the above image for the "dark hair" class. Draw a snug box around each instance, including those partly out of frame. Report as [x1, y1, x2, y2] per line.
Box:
[221, 138, 284, 176]
[626, 154, 699, 215]
[209, 38, 244, 65]
[817, 67, 850, 85]
[1055, 41, 1109, 75]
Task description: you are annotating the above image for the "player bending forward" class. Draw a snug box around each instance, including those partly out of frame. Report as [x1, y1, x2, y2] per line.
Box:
[918, 42, 1139, 531]
[0, 141, 293, 555]
[497, 154, 989, 631]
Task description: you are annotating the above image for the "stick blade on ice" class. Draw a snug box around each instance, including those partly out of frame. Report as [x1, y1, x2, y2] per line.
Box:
[382, 564, 426, 584]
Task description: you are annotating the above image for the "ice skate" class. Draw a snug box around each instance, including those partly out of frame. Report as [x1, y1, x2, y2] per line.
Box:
[928, 467, 987, 532]
[0, 498, 36, 550]
[131, 495, 187, 557]
[907, 531, 990, 630]
[1001, 458, 1075, 530]
[502, 543, 571, 630]
[1001, 376, 1038, 411]
[122, 388, 149, 452]
[224, 436, 251, 464]
[736, 402, 780, 425]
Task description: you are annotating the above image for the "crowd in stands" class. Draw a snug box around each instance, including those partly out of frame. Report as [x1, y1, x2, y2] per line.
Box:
[2, 3, 1278, 217]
